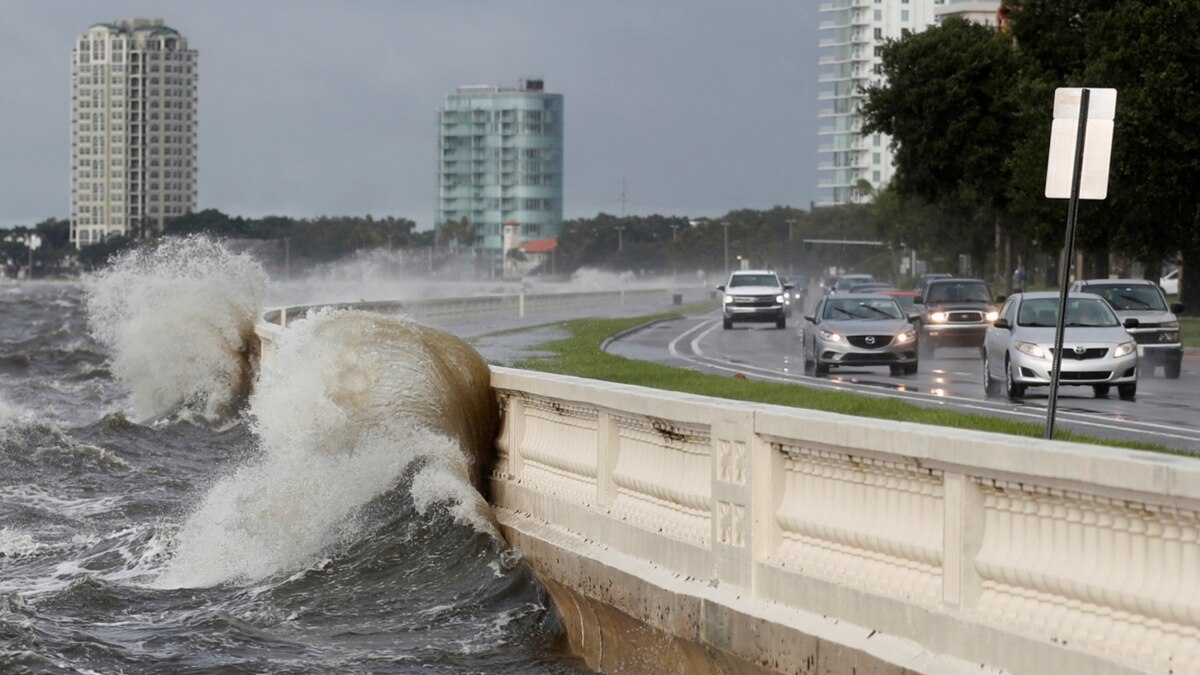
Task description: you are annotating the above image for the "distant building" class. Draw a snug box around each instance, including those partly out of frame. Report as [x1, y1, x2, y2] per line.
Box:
[934, 1, 1003, 27]
[70, 19, 197, 248]
[436, 79, 563, 275]
[816, 1, 941, 206]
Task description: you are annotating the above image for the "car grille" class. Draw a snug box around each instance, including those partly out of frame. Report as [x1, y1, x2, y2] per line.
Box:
[1059, 371, 1111, 381]
[846, 335, 893, 349]
[1048, 347, 1109, 360]
[840, 352, 898, 363]
[947, 311, 984, 323]
[731, 296, 776, 307]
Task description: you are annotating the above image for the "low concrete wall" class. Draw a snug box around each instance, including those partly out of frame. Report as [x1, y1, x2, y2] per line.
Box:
[255, 301, 1200, 674]
[490, 367, 1200, 675]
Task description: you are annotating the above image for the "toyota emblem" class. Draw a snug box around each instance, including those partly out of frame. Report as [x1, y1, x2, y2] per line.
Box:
[1073, 345, 1086, 355]
[865, 336, 876, 345]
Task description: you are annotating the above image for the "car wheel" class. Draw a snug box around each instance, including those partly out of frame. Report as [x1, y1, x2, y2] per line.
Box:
[978, 345, 987, 359]
[1118, 382, 1137, 400]
[814, 359, 829, 376]
[983, 353, 1001, 397]
[904, 361, 919, 375]
[1005, 357, 1025, 401]
[889, 364, 904, 376]
[776, 317, 786, 330]
[1092, 384, 1111, 398]
[723, 318, 732, 330]
[1164, 357, 1182, 379]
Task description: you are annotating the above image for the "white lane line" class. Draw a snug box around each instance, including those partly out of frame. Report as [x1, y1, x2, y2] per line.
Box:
[656, 319, 1200, 446]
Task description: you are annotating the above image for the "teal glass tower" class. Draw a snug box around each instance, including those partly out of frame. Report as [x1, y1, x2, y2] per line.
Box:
[436, 79, 564, 273]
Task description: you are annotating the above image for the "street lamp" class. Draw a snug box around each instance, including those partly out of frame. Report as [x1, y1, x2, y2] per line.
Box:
[722, 221, 730, 277]
[786, 218, 797, 274]
[670, 223, 680, 241]
[616, 224, 626, 252]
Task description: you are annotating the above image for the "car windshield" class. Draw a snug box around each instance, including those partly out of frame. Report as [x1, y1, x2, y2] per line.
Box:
[729, 274, 779, 288]
[925, 281, 991, 304]
[822, 298, 903, 321]
[835, 276, 873, 290]
[885, 294, 917, 310]
[1084, 284, 1167, 311]
[1017, 298, 1119, 327]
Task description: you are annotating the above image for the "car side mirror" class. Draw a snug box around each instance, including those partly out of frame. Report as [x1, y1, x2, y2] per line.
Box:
[907, 314, 921, 324]
[914, 296, 924, 306]
[993, 318, 1011, 330]
[717, 284, 725, 291]
[783, 283, 795, 290]
[1123, 317, 1140, 329]
[804, 313, 816, 323]
[995, 294, 1007, 303]
[1171, 302, 1185, 314]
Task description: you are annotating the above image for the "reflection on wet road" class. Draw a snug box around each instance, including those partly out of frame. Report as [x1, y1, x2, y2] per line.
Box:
[610, 310, 1200, 454]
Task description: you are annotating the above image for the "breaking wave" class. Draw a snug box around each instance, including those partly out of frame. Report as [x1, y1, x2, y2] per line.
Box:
[86, 236, 268, 423]
[157, 309, 498, 587]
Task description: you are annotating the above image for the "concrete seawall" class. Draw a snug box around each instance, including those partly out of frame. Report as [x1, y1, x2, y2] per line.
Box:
[257, 297, 1200, 674]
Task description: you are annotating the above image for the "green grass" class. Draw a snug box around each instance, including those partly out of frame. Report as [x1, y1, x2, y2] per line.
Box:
[510, 310, 1177, 454]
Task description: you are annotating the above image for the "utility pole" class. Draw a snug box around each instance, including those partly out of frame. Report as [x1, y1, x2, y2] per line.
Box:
[786, 219, 797, 275]
[722, 221, 730, 278]
[616, 224, 625, 252]
[283, 237, 291, 281]
[620, 177, 627, 218]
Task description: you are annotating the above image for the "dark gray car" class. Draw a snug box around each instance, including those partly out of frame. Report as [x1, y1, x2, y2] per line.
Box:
[1070, 279, 1184, 378]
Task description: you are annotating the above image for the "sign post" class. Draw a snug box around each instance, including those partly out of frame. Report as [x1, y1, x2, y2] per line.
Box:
[1043, 87, 1116, 440]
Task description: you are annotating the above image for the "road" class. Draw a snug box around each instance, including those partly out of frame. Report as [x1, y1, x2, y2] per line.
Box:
[606, 308, 1200, 454]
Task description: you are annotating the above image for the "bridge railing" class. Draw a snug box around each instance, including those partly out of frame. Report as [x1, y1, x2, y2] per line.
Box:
[489, 366, 1200, 674]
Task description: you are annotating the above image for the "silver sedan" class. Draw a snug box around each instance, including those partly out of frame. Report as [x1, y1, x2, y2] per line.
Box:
[983, 292, 1139, 400]
[802, 294, 920, 376]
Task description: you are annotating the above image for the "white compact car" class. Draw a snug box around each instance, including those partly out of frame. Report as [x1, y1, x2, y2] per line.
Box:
[982, 292, 1139, 400]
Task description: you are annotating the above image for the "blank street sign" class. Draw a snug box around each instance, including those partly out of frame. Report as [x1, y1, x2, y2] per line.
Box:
[1044, 88, 1117, 200]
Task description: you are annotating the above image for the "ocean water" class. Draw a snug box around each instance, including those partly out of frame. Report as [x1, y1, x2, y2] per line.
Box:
[0, 239, 586, 673]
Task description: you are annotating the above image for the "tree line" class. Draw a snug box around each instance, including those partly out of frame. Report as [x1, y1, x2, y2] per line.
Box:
[859, 0, 1198, 310]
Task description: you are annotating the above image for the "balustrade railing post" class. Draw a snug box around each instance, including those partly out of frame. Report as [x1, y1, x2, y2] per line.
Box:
[943, 471, 984, 610]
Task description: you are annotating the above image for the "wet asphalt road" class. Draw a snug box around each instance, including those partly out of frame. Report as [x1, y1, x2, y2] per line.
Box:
[606, 308, 1200, 454]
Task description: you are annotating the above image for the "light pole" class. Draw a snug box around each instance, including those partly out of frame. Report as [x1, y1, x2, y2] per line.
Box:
[670, 223, 680, 241]
[786, 219, 797, 275]
[616, 224, 625, 252]
[722, 221, 730, 278]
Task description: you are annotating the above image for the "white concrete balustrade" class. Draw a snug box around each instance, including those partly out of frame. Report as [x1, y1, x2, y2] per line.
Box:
[256, 301, 1200, 673]
[489, 366, 1200, 674]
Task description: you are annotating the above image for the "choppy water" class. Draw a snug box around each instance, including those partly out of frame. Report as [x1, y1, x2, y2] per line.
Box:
[0, 241, 585, 673]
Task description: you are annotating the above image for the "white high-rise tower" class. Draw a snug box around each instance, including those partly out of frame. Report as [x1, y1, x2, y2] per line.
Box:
[817, 1, 940, 205]
[70, 19, 197, 247]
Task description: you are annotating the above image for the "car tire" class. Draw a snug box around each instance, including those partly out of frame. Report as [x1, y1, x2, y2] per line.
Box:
[904, 361, 918, 375]
[1005, 357, 1025, 400]
[814, 359, 829, 376]
[1092, 384, 1111, 398]
[889, 364, 904, 376]
[1118, 382, 1137, 400]
[983, 353, 1001, 397]
[1164, 357, 1182, 379]
[723, 318, 732, 330]
[776, 317, 786, 330]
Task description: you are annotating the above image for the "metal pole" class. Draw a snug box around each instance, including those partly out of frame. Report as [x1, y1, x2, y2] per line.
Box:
[723, 222, 729, 277]
[1045, 88, 1091, 440]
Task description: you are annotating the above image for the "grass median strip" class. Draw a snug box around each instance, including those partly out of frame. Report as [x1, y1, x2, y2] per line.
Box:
[509, 310, 1175, 454]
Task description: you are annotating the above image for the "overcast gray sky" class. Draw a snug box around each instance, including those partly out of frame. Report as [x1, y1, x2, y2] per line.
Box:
[0, 1, 824, 230]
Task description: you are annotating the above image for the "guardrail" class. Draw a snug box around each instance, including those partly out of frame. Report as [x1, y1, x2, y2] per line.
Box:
[489, 366, 1200, 674]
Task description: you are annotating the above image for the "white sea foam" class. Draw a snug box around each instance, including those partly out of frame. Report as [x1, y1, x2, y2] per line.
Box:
[156, 309, 496, 588]
[86, 236, 268, 422]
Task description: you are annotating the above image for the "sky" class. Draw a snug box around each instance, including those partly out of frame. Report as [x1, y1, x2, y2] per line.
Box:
[0, 1, 824, 230]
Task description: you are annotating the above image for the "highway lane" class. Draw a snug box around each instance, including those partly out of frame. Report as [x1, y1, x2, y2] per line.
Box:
[606, 308, 1200, 454]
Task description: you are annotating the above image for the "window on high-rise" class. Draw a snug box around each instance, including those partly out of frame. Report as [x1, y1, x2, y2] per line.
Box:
[874, 28, 882, 39]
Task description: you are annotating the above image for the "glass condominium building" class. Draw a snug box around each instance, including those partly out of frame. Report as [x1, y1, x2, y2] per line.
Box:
[70, 19, 197, 247]
[817, 0, 939, 205]
[436, 79, 563, 269]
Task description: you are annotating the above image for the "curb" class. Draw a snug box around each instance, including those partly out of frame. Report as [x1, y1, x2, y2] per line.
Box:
[600, 318, 678, 353]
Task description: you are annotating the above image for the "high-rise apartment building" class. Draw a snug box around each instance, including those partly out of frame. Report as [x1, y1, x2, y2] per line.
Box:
[71, 19, 197, 247]
[436, 79, 563, 271]
[817, 0, 940, 205]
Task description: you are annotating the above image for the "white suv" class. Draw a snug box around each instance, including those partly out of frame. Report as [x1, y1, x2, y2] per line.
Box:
[718, 270, 791, 329]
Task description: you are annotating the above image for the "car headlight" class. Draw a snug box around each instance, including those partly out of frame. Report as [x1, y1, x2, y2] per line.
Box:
[1014, 340, 1046, 358]
[1162, 332, 1180, 342]
[928, 311, 948, 323]
[1162, 321, 1179, 328]
[985, 311, 999, 322]
[776, 294, 785, 303]
[895, 330, 916, 344]
[724, 295, 734, 304]
[1113, 341, 1137, 358]
[819, 329, 842, 342]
